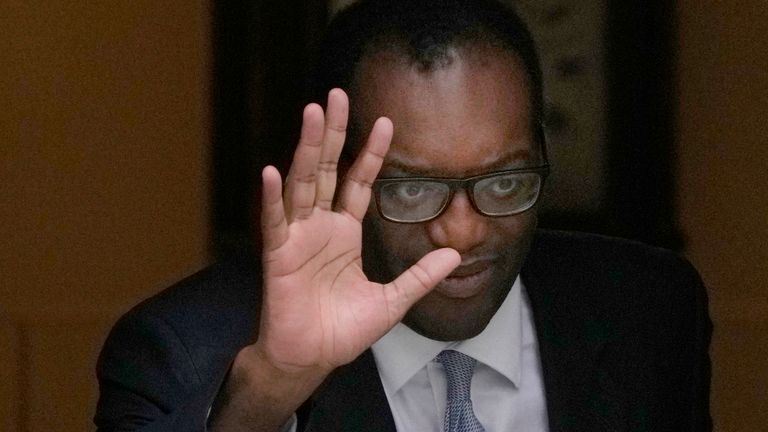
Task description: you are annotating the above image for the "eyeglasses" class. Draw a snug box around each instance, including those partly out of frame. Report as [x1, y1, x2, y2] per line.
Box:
[372, 165, 549, 223]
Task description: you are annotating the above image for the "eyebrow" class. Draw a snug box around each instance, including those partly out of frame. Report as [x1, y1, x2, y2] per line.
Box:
[382, 148, 534, 177]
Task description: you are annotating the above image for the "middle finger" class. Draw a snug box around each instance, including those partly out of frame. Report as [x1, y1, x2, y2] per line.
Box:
[284, 103, 325, 221]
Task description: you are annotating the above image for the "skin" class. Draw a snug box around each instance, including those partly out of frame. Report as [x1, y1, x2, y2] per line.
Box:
[209, 42, 540, 431]
[356, 44, 541, 340]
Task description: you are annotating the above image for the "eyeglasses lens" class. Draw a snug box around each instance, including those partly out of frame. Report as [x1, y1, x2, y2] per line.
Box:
[472, 172, 542, 216]
[378, 181, 449, 223]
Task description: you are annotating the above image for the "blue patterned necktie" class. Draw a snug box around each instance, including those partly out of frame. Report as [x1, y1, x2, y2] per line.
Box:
[436, 350, 486, 432]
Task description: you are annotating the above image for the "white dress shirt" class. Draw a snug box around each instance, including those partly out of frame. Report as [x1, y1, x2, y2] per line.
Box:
[371, 276, 549, 432]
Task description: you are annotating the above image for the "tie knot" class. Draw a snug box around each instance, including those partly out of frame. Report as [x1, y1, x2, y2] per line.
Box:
[436, 350, 477, 401]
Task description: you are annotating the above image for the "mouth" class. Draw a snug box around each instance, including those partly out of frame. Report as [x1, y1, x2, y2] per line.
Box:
[435, 259, 494, 299]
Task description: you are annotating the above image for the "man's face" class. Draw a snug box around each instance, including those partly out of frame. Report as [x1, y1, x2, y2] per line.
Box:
[354, 43, 541, 341]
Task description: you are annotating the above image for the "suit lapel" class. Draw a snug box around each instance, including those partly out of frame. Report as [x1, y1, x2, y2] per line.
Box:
[306, 350, 396, 432]
[522, 234, 629, 432]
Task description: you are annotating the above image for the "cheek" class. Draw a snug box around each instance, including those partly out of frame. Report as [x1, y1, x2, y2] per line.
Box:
[495, 211, 537, 239]
[487, 211, 538, 260]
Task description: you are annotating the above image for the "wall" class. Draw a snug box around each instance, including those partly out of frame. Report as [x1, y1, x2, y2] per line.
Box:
[0, 1, 211, 431]
[676, 0, 768, 430]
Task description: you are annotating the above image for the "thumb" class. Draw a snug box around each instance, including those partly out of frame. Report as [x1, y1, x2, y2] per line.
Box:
[383, 248, 461, 320]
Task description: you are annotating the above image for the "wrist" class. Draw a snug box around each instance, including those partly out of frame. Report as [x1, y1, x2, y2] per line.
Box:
[208, 345, 330, 432]
[244, 343, 332, 397]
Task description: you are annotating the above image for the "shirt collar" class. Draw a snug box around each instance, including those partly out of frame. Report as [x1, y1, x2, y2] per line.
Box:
[371, 276, 523, 394]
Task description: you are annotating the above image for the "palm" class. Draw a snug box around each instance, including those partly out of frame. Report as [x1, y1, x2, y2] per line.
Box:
[256, 90, 459, 374]
[264, 211, 388, 368]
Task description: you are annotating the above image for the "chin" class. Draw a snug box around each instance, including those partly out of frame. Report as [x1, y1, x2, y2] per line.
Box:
[402, 285, 508, 341]
[403, 310, 491, 341]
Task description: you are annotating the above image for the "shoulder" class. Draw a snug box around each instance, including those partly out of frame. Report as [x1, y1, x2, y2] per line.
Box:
[97, 260, 260, 396]
[529, 229, 695, 271]
[118, 260, 259, 350]
[524, 229, 708, 322]
[527, 229, 702, 287]
[524, 231, 711, 429]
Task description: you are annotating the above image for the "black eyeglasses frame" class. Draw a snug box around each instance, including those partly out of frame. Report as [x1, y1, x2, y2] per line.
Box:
[371, 164, 550, 223]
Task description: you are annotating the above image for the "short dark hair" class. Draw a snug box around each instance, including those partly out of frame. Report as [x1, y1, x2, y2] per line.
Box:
[309, 0, 545, 150]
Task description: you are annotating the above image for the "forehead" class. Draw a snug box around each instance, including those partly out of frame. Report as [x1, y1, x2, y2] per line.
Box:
[352, 42, 535, 177]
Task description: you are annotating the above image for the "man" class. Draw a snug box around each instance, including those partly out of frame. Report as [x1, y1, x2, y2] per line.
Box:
[95, 1, 711, 431]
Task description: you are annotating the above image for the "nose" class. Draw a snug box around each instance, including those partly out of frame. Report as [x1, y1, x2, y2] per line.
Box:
[425, 190, 488, 253]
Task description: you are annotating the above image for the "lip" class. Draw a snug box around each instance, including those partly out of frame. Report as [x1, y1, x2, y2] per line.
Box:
[435, 259, 494, 299]
[448, 259, 494, 278]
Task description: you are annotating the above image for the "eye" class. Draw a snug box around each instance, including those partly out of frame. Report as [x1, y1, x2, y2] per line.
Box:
[381, 181, 445, 209]
[394, 182, 427, 200]
[488, 176, 521, 196]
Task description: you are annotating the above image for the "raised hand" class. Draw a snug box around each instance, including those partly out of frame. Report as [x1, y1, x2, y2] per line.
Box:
[209, 89, 459, 431]
[255, 89, 460, 374]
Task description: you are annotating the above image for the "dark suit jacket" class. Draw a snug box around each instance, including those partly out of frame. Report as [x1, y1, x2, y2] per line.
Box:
[95, 230, 712, 431]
